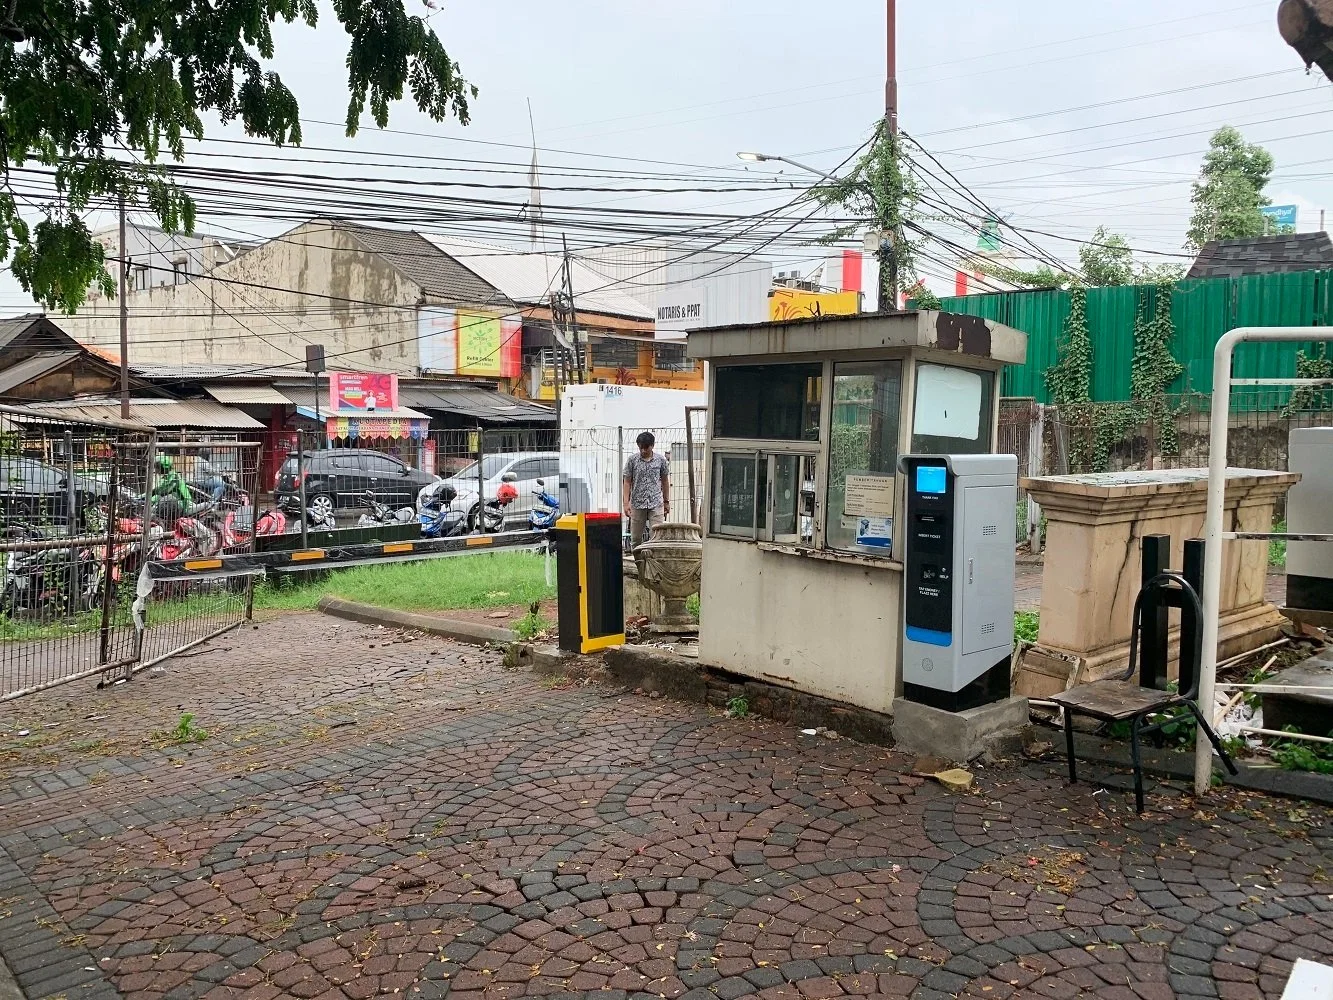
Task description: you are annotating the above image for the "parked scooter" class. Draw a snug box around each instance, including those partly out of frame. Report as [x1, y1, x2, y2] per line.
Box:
[478, 472, 520, 532]
[356, 490, 417, 527]
[276, 493, 336, 533]
[528, 479, 560, 531]
[418, 483, 470, 538]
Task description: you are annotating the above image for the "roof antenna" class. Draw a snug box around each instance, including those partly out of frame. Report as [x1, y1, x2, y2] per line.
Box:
[527, 98, 543, 247]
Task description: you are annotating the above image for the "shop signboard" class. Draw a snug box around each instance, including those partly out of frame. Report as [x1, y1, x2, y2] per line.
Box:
[418, 307, 522, 377]
[329, 371, 398, 413]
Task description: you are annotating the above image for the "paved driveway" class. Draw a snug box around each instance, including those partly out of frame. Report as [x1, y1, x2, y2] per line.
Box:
[0, 614, 1330, 1000]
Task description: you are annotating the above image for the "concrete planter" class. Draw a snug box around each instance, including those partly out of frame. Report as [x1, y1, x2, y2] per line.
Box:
[634, 521, 702, 633]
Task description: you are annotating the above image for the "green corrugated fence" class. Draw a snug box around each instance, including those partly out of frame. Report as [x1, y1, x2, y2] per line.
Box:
[937, 269, 1333, 408]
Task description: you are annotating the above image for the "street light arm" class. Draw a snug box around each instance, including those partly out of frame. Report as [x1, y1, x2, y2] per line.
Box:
[736, 151, 836, 183]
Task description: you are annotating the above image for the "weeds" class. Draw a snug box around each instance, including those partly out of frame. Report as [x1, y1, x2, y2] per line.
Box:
[171, 712, 208, 744]
[1273, 727, 1333, 774]
[726, 696, 750, 719]
[1014, 611, 1039, 645]
[1269, 518, 1287, 569]
[514, 608, 553, 641]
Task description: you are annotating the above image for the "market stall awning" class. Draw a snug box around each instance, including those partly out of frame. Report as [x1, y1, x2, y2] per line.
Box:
[397, 385, 555, 424]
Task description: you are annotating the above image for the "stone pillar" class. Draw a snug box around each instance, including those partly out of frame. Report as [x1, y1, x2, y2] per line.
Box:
[1015, 468, 1298, 694]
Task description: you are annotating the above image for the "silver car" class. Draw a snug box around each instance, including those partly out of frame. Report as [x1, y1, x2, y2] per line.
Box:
[418, 452, 560, 530]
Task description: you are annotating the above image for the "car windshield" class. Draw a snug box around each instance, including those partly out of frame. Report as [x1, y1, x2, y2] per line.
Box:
[451, 455, 512, 481]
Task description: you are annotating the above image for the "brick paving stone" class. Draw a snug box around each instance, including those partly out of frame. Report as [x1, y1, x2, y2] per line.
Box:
[0, 613, 1329, 999]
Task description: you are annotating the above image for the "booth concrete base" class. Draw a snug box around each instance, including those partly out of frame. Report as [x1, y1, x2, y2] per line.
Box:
[891, 695, 1030, 763]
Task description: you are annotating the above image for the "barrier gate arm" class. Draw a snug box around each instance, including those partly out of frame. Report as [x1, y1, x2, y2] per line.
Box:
[1197, 326, 1333, 796]
[143, 529, 549, 583]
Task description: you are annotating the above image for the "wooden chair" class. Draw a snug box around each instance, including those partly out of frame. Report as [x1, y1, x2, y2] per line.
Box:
[1050, 572, 1239, 813]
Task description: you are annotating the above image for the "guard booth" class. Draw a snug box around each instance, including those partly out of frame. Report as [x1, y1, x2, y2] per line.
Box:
[686, 311, 1027, 715]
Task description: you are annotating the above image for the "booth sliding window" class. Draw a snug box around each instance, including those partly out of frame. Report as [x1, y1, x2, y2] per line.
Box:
[825, 360, 902, 553]
[710, 363, 821, 543]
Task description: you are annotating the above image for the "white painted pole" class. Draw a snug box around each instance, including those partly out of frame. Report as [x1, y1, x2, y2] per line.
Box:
[1195, 326, 1333, 795]
[1195, 329, 1236, 795]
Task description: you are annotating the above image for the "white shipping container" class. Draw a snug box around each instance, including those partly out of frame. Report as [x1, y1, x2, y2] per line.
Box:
[559, 384, 705, 515]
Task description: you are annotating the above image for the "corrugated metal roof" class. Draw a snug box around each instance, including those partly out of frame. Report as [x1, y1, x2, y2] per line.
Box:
[205, 384, 290, 405]
[28, 398, 264, 429]
[332, 221, 506, 305]
[424, 235, 653, 320]
[0, 350, 83, 395]
[397, 384, 555, 424]
[131, 363, 307, 381]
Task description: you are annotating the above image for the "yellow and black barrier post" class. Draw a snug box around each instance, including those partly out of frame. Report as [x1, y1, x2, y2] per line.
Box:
[552, 513, 625, 654]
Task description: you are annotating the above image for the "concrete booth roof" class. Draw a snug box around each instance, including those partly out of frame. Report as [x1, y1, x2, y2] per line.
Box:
[685, 309, 1027, 366]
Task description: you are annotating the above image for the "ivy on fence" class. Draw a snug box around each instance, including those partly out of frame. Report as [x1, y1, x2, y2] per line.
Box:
[1044, 283, 1186, 473]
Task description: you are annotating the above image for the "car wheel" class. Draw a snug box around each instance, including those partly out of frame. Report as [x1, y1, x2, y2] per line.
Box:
[308, 494, 335, 521]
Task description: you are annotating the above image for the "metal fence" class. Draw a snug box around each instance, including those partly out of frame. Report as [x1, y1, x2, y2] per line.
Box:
[1, 406, 154, 699]
[1, 411, 263, 701]
[276, 421, 706, 539]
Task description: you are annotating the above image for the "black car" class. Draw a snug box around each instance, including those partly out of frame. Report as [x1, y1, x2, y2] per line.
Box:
[0, 457, 112, 530]
[274, 449, 438, 520]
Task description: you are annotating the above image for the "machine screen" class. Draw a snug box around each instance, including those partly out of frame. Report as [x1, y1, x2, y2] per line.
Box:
[915, 465, 947, 495]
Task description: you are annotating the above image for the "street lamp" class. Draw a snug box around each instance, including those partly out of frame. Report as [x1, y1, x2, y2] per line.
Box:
[735, 151, 835, 182]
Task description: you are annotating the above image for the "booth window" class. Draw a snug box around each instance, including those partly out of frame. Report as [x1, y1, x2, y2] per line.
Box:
[710, 451, 816, 543]
[910, 364, 994, 454]
[714, 363, 821, 441]
[826, 360, 903, 552]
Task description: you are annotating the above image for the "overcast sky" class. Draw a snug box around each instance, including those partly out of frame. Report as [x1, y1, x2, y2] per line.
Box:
[5, 0, 1329, 312]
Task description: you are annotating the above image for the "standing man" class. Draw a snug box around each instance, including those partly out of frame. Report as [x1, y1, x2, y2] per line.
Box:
[623, 431, 670, 572]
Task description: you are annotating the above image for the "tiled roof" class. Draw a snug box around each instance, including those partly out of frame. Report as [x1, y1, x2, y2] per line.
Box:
[1187, 232, 1333, 279]
[331, 221, 508, 306]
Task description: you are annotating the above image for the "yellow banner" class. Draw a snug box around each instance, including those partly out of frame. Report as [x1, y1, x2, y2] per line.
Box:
[457, 311, 504, 376]
[769, 287, 860, 322]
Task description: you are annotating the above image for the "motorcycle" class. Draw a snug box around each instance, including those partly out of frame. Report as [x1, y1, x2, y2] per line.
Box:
[356, 490, 416, 528]
[476, 472, 520, 532]
[1, 527, 102, 617]
[418, 483, 470, 539]
[528, 479, 560, 531]
[275, 493, 336, 534]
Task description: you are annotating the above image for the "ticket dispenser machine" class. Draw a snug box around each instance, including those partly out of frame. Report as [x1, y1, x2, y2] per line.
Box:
[898, 454, 1018, 711]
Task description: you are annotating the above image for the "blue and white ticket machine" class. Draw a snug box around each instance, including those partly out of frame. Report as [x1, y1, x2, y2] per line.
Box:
[899, 454, 1017, 712]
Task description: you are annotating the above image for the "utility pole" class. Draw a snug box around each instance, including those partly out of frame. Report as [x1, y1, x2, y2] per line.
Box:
[118, 195, 130, 419]
[562, 234, 585, 385]
[881, 0, 900, 313]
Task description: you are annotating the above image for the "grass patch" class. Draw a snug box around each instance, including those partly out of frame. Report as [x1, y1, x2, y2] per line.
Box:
[253, 552, 555, 615]
[1, 553, 556, 643]
[1270, 518, 1287, 569]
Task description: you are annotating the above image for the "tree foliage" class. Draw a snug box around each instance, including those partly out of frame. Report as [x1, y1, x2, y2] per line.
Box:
[1186, 126, 1275, 250]
[1078, 226, 1134, 287]
[978, 226, 1185, 290]
[808, 121, 924, 309]
[0, 0, 475, 312]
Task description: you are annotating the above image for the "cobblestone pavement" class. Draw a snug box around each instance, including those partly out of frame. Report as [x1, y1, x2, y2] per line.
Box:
[1, 614, 1331, 1000]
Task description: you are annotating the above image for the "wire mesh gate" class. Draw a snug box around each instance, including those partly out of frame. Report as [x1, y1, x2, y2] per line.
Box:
[0, 408, 261, 701]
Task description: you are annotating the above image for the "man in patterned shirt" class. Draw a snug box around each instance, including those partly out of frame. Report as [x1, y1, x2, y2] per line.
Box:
[622, 431, 670, 571]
